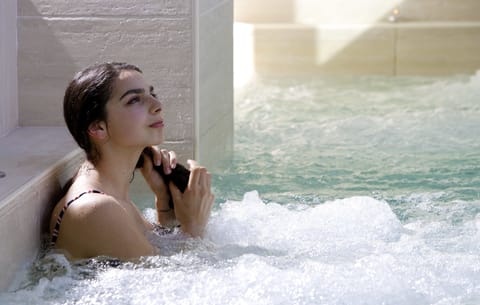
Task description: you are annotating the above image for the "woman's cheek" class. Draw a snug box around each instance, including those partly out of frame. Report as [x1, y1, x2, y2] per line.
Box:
[109, 110, 146, 143]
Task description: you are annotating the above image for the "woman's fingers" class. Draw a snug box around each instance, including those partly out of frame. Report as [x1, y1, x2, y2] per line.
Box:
[160, 149, 171, 174]
[156, 148, 177, 174]
[188, 166, 201, 189]
[186, 161, 212, 193]
[169, 150, 177, 169]
[187, 159, 199, 169]
[149, 146, 162, 166]
[148, 147, 177, 171]
[201, 170, 210, 190]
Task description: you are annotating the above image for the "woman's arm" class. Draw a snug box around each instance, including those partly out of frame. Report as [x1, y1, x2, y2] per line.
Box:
[155, 194, 178, 227]
[140, 146, 178, 227]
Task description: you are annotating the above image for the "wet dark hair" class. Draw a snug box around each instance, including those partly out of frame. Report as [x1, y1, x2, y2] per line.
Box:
[63, 62, 142, 163]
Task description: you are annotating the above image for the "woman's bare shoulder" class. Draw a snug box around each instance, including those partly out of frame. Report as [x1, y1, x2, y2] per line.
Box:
[60, 192, 130, 240]
[50, 188, 116, 224]
[53, 190, 154, 259]
[64, 191, 117, 214]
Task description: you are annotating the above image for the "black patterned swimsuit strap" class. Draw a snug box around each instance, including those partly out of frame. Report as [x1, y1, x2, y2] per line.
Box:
[50, 189, 104, 247]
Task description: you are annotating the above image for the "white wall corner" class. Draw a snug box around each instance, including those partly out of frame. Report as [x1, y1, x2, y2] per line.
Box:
[195, 0, 234, 169]
[0, 0, 19, 137]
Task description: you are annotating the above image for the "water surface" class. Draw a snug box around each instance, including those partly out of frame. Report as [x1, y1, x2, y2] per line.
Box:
[2, 72, 480, 305]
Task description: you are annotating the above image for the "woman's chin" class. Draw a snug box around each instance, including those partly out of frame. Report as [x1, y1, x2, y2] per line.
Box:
[150, 131, 164, 144]
[150, 136, 164, 145]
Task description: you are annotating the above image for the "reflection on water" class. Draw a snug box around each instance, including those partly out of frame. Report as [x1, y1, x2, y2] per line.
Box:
[1, 73, 480, 305]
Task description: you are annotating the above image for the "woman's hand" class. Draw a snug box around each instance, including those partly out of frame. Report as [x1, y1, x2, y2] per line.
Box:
[169, 160, 214, 237]
[140, 146, 177, 207]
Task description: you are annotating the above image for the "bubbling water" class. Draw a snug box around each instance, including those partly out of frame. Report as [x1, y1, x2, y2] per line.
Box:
[2, 192, 479, 305]
[2, 73, 480, 304]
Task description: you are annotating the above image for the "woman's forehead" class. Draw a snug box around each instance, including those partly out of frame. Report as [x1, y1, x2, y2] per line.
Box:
[112, 70, 148, 97]
[117, 69, 146, 85]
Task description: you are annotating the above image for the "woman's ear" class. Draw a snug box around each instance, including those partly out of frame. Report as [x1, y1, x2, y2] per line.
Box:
[87, 121, 108, 140]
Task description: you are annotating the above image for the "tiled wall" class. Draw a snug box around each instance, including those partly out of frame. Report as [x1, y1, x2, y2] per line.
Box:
[0, 0, 18, 137]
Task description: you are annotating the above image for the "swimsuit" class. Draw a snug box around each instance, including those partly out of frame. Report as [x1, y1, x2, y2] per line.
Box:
[50, 189, 104, 247]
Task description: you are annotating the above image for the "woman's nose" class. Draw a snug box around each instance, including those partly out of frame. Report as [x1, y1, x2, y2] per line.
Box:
[150, 96, 162, 113]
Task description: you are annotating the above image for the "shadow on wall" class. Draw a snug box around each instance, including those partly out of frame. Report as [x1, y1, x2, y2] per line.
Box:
[18, 0, 78, 126]
[235, 0, 480, 76]
[16, 0, 79, 231]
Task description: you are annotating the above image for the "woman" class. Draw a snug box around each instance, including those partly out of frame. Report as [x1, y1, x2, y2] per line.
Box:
[49, 62, 214, 260]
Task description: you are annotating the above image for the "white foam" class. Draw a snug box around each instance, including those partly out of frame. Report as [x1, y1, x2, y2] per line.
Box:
[1, 191, 479, 305]
[208, 191, 403, 259]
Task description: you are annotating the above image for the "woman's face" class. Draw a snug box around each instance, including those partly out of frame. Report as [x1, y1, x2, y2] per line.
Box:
[103, 69, 164, 148]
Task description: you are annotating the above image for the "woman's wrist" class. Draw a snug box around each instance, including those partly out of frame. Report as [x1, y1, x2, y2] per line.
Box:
[180, 222, 205, 238]
[157, 209, 178, 228]
[154, 193, 170, 210]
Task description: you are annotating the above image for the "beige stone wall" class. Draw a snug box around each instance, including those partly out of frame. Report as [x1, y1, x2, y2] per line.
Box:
[196, 0, 234, 169]
[0, 142, 81, 292]
[234, 0, 480, 76]
[295, 0, 480, 24]
[235, 0, 480, 24]
[235, 0, 295, 23]
[17, 0, 233, 165]
[17, 1, 195, 132]
[0, 0, 18, 137]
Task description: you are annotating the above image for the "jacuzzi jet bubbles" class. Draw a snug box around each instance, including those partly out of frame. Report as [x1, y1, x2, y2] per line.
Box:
[2, 75, 480, 305]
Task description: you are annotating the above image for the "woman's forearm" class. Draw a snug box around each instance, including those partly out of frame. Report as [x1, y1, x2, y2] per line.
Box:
[155, 195, 177, 227]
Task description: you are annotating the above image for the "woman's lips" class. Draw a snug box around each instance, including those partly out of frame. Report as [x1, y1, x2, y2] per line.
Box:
[149, 120, 164, 128]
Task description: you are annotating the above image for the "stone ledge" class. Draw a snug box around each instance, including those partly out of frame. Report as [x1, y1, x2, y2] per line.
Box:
[0, 127, 82, 292]
[234, 22, 480, 76]
[0, 127, 78, 202]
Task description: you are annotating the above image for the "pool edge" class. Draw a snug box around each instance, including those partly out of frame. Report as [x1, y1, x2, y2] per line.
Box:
[0, 148, 84, 292]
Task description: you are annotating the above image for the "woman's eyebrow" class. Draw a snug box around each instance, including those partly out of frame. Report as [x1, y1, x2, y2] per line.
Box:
[120, 88, 145, 100]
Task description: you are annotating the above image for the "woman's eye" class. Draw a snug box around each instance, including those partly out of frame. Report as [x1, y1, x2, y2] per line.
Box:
[127, 96, 141, 105]
[151, 92, 157, 98]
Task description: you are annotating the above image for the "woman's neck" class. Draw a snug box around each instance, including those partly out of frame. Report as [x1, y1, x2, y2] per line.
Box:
[80, 147, 143, 201]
